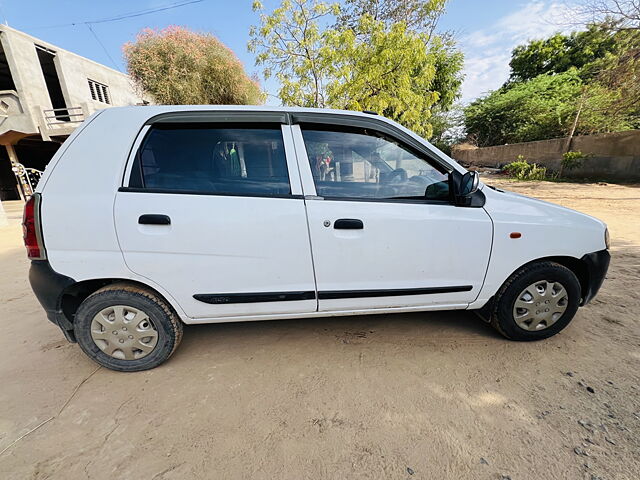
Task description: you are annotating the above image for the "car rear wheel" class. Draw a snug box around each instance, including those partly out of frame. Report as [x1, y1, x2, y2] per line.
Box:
[74, 283, 183, 371]
[489, 261, 581, 341]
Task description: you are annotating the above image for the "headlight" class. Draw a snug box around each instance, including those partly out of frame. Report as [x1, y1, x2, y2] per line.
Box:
[605, 228, 610, 250]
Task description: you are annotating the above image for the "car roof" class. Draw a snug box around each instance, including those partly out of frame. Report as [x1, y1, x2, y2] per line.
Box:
[106, 104, 381, 119]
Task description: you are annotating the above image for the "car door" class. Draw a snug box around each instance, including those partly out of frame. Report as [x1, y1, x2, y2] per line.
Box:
[114, 114, 317, 320]
[291, 120, 493, 312]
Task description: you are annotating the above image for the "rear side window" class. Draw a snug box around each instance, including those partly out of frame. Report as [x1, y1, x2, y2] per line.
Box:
[128, 123, 291, 196]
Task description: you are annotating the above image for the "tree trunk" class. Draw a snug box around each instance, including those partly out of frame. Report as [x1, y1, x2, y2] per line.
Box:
[560, 93, 585, 177]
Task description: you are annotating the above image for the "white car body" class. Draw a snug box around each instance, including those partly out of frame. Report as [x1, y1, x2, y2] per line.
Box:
[32, 106, 608, 330]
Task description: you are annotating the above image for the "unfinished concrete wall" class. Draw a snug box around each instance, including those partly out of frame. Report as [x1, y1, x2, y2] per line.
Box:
[451, 130, 640, 181]
[1, 25, 145, 143]
[54, 43, 143, 110]
[0, 25, 148, 197]
[1, 25, 144, 110]
[0, 28, 41, 138]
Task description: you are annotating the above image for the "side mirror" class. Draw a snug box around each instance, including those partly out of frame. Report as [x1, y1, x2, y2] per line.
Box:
[449, 170, 480, 206]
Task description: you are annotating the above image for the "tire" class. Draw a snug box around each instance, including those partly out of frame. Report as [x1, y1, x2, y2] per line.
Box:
[489, 261, 581, 341]
[74, 283, 183, 372]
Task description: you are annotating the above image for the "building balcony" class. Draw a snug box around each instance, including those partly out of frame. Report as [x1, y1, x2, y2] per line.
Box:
[39, 105, 86, 139]
[0, 90, 38, 143]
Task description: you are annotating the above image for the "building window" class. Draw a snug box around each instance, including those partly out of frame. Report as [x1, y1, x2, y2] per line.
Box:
[88, 79, 110, 104]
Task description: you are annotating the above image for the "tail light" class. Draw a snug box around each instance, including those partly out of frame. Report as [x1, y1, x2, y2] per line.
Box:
[23, 193, 47, 260]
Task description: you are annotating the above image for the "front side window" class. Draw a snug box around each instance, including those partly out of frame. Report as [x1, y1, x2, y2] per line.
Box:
[129, 124, 291, 196]
[301, 127, 449, 201]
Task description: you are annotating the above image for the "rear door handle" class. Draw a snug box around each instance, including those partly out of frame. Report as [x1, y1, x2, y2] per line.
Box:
[138, 214, 171, 225]
[334, 218, 363, 230]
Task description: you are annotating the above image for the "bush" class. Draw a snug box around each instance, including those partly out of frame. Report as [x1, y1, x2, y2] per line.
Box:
[124, 26, 265, 105]
[503, 156, 547, 180]
[561, 150, 588, 171]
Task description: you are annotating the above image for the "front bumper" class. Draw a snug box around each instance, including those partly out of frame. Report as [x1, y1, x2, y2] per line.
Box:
[29, 260, 77, 342]
[580, 249, 610, 305]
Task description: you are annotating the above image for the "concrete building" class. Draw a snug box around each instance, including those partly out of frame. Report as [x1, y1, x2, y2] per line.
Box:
[0, 24, 146, 200]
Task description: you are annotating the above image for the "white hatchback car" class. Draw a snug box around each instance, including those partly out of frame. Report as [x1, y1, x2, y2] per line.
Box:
[24, 106, 610, 371]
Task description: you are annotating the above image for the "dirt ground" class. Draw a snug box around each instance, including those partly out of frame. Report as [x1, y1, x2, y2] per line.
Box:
[0, 178, 639, 480]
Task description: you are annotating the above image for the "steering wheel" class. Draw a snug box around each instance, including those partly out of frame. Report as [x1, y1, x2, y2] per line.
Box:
[386, 168, 408, 183]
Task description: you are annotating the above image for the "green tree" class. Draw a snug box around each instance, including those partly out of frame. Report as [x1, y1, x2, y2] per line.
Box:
[337, 0, 447, 35]
[248, 0, 339, 107]
[429, 104, 464, 154]
[323, 15, 440, 137]
[429, 34, 464, 111]
[593, 45, 640, 121]
[124, 26, 264, 105]
[464, 70, 633, 147]
[249, 0, 463, 138]
[466, 22, 640, 147]
[583, 27, 640, 121]
[336, 0, 461, 113]
[508, 25, 622, 83]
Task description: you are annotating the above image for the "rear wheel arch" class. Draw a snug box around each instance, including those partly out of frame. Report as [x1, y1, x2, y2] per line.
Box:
[73, 282, 183, 371]
[60, 278, 184, 326]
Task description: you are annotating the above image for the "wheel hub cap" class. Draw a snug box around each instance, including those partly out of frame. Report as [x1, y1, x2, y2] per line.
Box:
[513, 280, 568, 331]
[91, 305, 158, 360]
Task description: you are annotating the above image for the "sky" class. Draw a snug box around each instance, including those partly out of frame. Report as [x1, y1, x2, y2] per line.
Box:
[0, 0, 582, 104]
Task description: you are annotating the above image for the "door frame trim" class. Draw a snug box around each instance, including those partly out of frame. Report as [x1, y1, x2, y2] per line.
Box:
[194, 291, 315, 304]
[118, 187, 304, 200]
[318, 285, 473, 299]
[193, 285, 473, 304]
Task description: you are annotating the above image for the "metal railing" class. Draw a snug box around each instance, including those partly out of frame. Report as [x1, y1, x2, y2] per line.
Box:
[42, 106, 85, 127]
[11, 163, 44, 199]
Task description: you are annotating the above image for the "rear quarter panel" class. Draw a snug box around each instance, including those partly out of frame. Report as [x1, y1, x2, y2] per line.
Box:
[38, 107, 189, 318]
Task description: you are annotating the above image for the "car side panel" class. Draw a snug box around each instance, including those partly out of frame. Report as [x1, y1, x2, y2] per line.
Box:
[469, 186, 607, 309]
[289, 122, 493, 311]
[114, 193, 317, 318]
[304, 198, 493, 310]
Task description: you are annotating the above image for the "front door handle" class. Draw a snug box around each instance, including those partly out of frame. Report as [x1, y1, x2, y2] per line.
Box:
[139, 214, 171, 225]
[334, 218, 363, 230]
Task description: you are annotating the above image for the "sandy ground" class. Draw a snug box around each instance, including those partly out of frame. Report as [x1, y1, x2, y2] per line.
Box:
[0, 178, 639, 480]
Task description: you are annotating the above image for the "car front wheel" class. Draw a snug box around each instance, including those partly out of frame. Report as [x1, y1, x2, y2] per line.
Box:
[489, 261, 581, 341]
